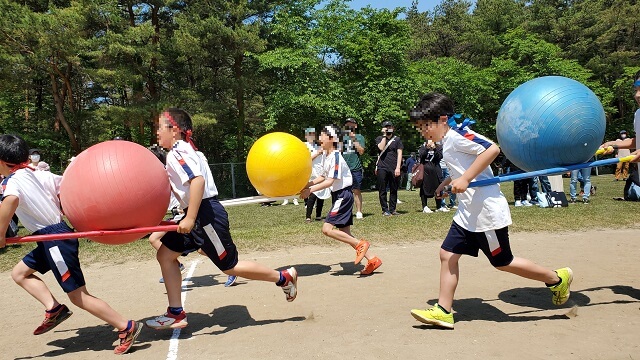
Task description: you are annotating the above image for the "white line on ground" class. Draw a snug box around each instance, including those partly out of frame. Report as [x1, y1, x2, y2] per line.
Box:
[166, 259, 201, 360]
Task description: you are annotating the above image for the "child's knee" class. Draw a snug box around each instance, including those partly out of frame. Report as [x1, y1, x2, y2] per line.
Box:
[321, 224, 333, 236]
[11, 262, 32, 284]
[439, 248, 454, 262]
[67, 287, 86, 308]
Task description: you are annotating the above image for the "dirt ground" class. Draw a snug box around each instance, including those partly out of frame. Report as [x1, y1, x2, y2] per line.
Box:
[2, 228, 639, 360]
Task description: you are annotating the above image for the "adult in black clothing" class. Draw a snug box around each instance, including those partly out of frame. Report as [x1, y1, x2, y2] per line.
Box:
[418, 140, 445, 213]
[375, 120, 404, 216]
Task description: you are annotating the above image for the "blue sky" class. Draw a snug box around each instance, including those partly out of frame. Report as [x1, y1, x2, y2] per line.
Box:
[347, 0, 441, 12]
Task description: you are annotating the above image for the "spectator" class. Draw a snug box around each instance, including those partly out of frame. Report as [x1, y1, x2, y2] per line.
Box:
[418, 140, 447, 213]
[439, 154, 456, 208]
[405, 152, 417, 191]
[375, 121, 403, 216]
[342, 118, 366, 219]
[569, 167, 592, 204]
[28, 148, 41, 168]
[614, 130, 631, 181]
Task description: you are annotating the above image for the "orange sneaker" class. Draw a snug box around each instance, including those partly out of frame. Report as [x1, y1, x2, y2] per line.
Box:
[354, 240, 370, 264]
[361, 257, 382, 275]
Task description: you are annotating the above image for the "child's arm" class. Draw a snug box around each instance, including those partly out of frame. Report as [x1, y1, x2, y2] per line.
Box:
[0, 195, 19, 248]
[450, 144, 500, 193]
[300, 177, 333, 199]
[601, 138, 636, 153]
[311, 149, 323, 161]
[178, 176, 205, 234]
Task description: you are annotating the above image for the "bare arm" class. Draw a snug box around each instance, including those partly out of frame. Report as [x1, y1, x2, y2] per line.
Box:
[450, 144, 501, 193]
[0, 195, 19, 248]
[601, 138, 636, 152]
[178, 176, 205, 234]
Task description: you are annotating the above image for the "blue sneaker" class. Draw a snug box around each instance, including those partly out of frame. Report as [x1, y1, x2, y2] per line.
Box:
[224, 275, 237, 287]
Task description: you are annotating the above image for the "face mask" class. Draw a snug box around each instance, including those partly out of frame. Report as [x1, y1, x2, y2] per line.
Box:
[30, 154, 40, 162]
[621, 135, 627, 139]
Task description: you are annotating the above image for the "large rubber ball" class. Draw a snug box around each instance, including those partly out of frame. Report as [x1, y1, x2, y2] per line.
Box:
[496, 76, 606, 172]
[60, 140, 170, 244]
[246, 132, 312, 197]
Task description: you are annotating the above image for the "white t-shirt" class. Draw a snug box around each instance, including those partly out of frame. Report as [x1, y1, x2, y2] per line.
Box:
[322, 150, 353, 192]
[1, 168, 62, 232]
[442, 127, 512, 232]
[166, 140, 218, 209]
[306, 142, 324, 179]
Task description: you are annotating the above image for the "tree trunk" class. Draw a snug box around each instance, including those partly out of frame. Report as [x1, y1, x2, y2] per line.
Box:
[50, 73, 80, 153]
[234, 53, 245, 160]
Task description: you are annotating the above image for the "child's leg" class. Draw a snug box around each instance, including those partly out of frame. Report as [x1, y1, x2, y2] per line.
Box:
[66, 286, 128, 330]
[157, 245, 183, 307]
[316, 198, 324, 218]
[223, 262, 280, 282]
[496, 257, 559, 284]
[149, 231, 166, 251]
[338, 226, 377, 261]
[11, 260, 60, 310]
[438, 249, 462, 312]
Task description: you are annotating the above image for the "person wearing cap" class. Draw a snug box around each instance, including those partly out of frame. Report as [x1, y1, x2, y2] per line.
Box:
[614, 130, 631, 181]
[29, 149, 41, 168]
[342, 118, 366, 219]
[375, 120, 404, 216]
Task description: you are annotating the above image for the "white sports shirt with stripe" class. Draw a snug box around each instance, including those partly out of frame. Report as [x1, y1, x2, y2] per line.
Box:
[1, 168, 62, 232]
[321, 150, 352, 192]
[442, 127, 512, 232]
[166, 140, 218, 209]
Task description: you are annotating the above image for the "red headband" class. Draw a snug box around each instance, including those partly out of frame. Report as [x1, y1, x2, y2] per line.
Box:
[4, 161, 33, 173]
[164, 111, 198, 151]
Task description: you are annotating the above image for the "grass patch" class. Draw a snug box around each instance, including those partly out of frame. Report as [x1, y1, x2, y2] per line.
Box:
[1, 173, 637, 272]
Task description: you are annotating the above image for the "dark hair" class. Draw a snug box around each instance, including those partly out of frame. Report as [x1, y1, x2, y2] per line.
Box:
[409, 93, 455, 123]
[148, 144, 167, 165]
[0, 134, 29, 165]
[162, 108, 193, 137]
[635, 70, 640, 82]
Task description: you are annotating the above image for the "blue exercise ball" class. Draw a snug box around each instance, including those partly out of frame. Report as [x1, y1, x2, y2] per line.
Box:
[496, 76, 606, 172]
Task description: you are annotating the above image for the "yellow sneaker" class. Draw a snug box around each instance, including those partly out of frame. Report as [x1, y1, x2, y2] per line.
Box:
[550, 267, 573, 305]
[410, 304, 454, 329]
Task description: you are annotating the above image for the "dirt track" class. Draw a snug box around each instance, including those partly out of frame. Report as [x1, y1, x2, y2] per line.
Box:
[2, 229, 639, 359]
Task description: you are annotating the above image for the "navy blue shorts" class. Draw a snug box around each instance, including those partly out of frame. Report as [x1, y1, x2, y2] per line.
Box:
[441, 221, 514, 267]
[23, 222, 85, 293]
[350, 169, 363, 190]
[161, 197, 239, 271]
[325, 187, 354, 228]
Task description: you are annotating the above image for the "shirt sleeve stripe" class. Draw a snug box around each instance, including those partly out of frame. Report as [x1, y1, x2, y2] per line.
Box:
[332, 152, 340, 179]
[455, 128, 492, 149]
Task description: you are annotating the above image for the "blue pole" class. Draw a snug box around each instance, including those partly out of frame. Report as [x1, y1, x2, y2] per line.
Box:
[468, 156, 633, 188]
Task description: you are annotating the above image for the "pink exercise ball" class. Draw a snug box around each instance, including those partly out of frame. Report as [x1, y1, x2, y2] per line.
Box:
[60, 140, 170, 245]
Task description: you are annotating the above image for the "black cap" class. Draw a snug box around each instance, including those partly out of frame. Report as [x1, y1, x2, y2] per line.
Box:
[382, 120, 393, 127]
[29, 148, 41, 155]
[620, 130, 627, 134]
[344, 118, 358, 125]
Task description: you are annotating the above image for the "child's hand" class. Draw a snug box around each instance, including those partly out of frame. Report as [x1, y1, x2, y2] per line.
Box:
[450, 178, 470, 193]
[178, 217, 195, 234]
[300, 188, 311, 199]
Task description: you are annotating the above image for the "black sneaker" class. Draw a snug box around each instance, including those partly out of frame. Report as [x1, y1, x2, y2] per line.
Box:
[582, 198, 590, 204]
[569, 198, 576, 203]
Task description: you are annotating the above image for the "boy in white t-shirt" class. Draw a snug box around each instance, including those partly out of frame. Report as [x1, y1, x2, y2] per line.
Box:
[146, 108, 297, 331]
[300, 125, 382, 275]
[407, 93, 572, 329]
[0, 134, 142, 354]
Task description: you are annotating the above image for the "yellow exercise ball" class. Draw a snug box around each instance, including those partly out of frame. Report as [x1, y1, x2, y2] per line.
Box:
[246, 132, 312, 197]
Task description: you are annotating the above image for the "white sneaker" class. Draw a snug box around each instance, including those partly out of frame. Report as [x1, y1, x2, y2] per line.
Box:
[436, 207, 450, 212]
[293, 199, 299, 206]
[521, 200, 533, 207]
[514, 200, 522, 207]
[397, 199, 403, 204]
[281, 267, 298, 302]
[281, 199, 289, 206]
[423, 206, 433, 213]
[356, 212, 363, 219]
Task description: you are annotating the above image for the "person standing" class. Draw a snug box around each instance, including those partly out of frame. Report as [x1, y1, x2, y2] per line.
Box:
[375, 121, 403, 216]
[405, 152, 417, 191]
[342, 118, 366, 219]
[614, 130, 631, 181]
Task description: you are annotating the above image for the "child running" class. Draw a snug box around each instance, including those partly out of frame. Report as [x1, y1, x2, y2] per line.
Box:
[0, 134, 142, 355]
[407, 93, 572, 329]
[146, 108, 297, 331]
[300, 125, 382, 275]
